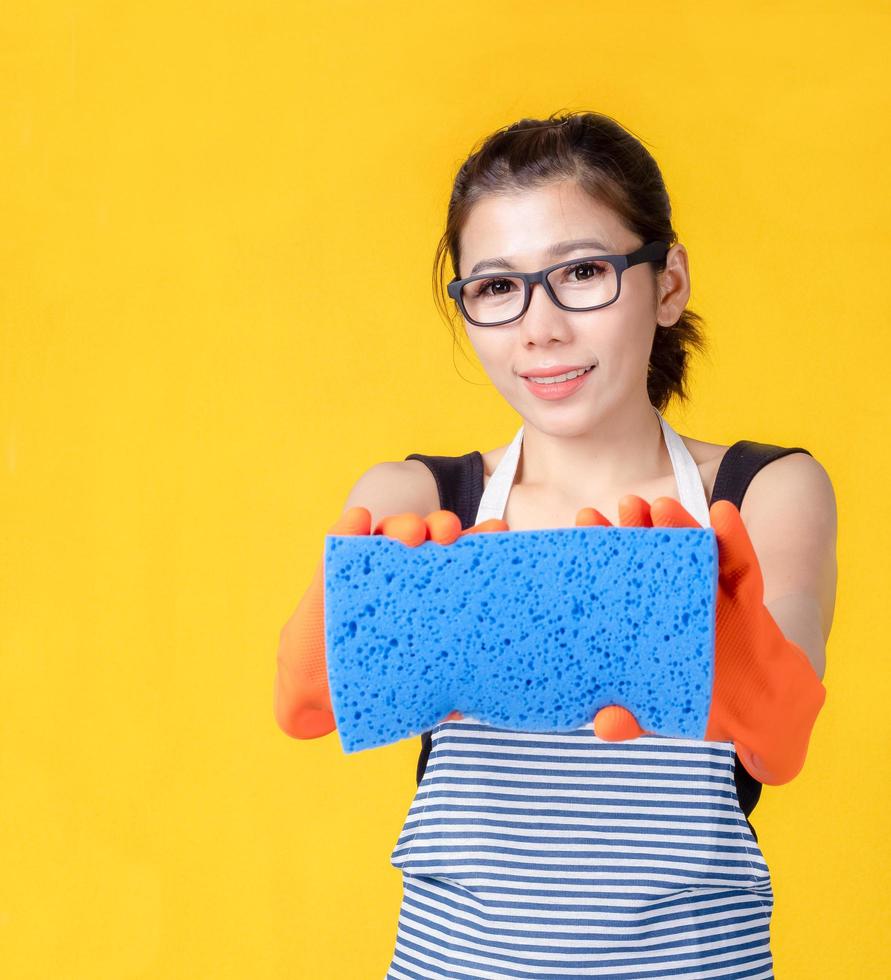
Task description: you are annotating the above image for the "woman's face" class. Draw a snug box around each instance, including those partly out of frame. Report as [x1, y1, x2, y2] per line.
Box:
[457, 180, 684, 436]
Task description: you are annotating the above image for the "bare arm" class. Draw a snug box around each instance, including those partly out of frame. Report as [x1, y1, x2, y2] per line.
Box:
[740, 451, 838, 683]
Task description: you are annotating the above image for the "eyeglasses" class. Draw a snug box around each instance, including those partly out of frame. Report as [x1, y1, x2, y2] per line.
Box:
[447, 240, 670, 327]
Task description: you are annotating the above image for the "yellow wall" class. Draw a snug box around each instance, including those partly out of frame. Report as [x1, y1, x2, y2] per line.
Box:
[2, 2, 887, 977]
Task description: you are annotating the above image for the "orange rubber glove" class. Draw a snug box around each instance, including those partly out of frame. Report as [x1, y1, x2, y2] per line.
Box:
[575, 495, 827, 785]
[273, 507, 508, 739]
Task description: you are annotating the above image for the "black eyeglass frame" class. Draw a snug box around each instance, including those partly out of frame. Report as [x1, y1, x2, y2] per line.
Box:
[447, 240, 671, 327]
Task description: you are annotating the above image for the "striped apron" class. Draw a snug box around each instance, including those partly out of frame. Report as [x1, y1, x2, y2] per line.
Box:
[386, 406, 774, 979]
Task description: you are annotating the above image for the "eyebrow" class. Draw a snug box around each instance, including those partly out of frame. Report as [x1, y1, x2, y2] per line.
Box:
[467, 238, 612, 277]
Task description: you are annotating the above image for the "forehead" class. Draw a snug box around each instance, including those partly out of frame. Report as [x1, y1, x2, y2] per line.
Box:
[459, 180, 630, 275]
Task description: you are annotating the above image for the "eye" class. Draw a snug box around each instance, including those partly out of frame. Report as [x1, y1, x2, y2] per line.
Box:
[562, 260, 609, 282]
[471, 277, 519, 298]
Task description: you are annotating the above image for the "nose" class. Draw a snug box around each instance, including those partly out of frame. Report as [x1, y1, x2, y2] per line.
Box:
[517, 279, 574, 345]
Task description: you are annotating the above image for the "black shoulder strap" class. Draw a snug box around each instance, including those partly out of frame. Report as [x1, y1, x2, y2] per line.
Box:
[404, 451, 483, 531]
[408, 440, 814, 843]
[709, 440, 812, 507]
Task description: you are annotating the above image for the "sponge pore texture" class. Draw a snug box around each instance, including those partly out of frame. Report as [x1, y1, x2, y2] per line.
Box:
[324, 526, 718, 753]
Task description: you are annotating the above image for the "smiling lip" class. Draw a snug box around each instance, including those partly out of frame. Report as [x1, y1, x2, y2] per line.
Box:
[521, 365, 595, 400]
[519, 362, 596, 378]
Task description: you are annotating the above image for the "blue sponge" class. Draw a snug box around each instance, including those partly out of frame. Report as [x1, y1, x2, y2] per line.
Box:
[324, 526, 718, 753]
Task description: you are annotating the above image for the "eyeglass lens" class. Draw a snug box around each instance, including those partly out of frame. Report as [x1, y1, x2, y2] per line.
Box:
[461, 258, 619, 325]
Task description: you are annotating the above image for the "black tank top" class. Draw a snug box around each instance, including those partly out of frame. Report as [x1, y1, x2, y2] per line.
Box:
[405, 437, 812, 843]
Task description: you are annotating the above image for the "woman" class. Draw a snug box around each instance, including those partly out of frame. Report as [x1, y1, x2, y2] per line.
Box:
[275, 111, 836, 979]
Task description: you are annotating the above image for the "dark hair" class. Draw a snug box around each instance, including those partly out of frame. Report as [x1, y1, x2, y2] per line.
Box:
[432, 110, 709, 413]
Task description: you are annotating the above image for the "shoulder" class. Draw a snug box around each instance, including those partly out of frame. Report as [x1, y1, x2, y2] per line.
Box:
[734, 448, 838, 652]
[679, 433, 836, 526]
[699, 437, 838, 578]
[347, 458, 440, 506]
[738, 449, 837, 531]
[340, 459, 441, 531]
[736, 450, 838, 588]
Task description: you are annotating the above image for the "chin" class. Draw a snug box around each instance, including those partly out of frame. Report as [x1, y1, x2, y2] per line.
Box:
[523, 413, 599, 438]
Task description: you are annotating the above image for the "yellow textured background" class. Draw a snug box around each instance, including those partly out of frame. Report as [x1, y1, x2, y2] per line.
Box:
[2, 2, 888, 977]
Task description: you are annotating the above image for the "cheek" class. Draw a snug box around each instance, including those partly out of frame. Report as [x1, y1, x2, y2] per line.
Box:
[467, 329, 513, 373]
[576, 317, 627, 366]
[583, 307, 653, 356]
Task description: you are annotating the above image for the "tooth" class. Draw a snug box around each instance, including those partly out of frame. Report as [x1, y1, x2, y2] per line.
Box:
[529, 366, 590, 384]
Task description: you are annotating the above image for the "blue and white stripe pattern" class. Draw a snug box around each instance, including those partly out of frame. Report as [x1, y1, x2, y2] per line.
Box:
[386, 718, 774, 979]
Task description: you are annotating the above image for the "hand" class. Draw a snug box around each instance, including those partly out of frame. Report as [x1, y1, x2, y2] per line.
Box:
[274, 506, 371, 739]
[274, 507, 508, 738]
[372, 509, 509, 546]
[650, 496, 826, 784]
[577, 495, 827, 784]
[373, 510, 511, 723]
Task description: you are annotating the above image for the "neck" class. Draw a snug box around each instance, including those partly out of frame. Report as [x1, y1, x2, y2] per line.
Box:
[517, 400, 670, 497]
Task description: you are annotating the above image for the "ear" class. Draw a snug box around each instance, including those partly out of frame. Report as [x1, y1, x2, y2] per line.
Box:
[654, 243, 690, 327]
